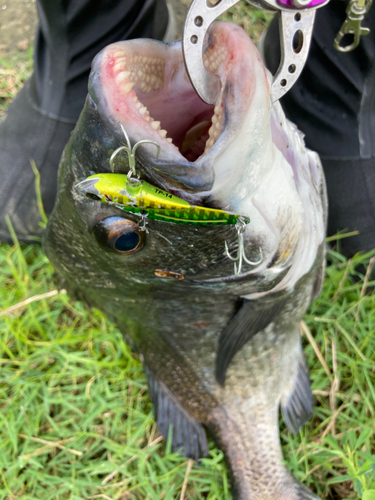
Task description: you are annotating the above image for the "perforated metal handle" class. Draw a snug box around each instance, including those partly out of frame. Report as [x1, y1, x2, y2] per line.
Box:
[271, 10, 316, 102]
[183, 0, 241, 104]
[183, 0, 328, 104]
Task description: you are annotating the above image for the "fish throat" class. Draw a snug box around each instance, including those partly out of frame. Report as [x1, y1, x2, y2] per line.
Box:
[100, 23, 251, 164]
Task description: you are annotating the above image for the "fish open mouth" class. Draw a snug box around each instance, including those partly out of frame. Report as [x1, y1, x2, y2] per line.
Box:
[95, 22, 267, 168]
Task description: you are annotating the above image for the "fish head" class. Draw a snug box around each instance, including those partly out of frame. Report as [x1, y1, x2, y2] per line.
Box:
[45, 21, 326, 297]
[88, 22, 271, 195]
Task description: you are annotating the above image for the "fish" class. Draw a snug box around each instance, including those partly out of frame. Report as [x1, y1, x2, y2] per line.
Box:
[43, 21, 327, 499]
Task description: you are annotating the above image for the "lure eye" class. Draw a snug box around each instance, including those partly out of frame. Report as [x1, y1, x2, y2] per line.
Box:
[93, 217, 144, 255]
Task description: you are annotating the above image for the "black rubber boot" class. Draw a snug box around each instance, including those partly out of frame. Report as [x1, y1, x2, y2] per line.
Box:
[263, 1, 375, 256]
[0, 0, 168, 244]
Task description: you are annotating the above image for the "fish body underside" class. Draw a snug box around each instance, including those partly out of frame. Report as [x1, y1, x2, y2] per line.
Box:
[44, 21, 327, 500]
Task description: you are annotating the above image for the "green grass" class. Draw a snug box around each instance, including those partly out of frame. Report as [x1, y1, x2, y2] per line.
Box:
[0, 242, 374, 499]
[0, 242, 230, 500]
[1, 2, 375, 499]
[220, 3, 274, 40]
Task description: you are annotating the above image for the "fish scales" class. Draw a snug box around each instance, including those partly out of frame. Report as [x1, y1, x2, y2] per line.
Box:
[44, 21, 327, 499]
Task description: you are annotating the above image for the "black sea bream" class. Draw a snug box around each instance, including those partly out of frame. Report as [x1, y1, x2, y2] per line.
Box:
[44, 22, 327, 499]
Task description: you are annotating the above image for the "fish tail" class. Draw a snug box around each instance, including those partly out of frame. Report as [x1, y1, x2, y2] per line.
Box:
[207, 405, 321, 500]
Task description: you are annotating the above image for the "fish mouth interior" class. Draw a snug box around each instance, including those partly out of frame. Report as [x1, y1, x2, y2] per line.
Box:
[99, 22, 258, 164]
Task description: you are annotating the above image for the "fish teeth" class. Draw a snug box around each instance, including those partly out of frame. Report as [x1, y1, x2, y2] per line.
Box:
[139, 106, 147, 115]
[114, 60, 127, 72]
[151, 121, 161, 130]
[112, 50, 126, 58]
[135, 101, 142, 109]
[166, 138, 173, 143]
[122, 81, 134, 93]
[116, 71, 129, 84]
[159, 129, 167, 138]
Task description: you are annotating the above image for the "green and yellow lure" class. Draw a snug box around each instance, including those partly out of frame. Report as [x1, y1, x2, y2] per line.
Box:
[78, 173, 249, 226]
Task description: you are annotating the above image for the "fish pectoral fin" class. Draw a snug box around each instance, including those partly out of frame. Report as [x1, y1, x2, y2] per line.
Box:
[280, 351, 314, 434]
[215, 297, 288, 386]
[145, 365, 208, 460]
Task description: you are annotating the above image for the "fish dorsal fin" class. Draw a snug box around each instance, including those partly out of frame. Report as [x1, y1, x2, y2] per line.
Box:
[216, 297, 288, 386]
[145, 365, 208, 460]
[280, 351, 313, 434]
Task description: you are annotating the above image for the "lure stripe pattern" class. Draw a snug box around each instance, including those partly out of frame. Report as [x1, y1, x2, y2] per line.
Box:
[78, 173, 249, 226]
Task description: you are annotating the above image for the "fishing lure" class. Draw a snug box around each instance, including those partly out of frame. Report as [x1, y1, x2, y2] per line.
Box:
[78, 173, 248, 226]
[77, 125, 249, 227]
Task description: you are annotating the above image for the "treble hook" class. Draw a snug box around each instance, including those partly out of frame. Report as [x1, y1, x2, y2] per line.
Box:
[138, 210, 149, 233]
[109, 124, 160, 181]
[225, 217, 263, 276]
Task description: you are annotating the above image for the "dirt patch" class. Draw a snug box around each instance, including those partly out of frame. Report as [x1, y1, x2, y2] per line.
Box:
[0, 0, 37, 58]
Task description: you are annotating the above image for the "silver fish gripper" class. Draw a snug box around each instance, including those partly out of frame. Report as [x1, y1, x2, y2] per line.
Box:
[183, 0, 330, 104]
[225, 216, 263, 276]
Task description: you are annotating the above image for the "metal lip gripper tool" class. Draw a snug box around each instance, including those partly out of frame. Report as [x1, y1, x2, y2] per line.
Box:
[182, 0, 330, 105]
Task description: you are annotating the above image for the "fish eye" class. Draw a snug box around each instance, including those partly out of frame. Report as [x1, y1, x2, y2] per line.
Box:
[86, 193, 101, 201]
[114, 232, 140, 252]
[93, 216, 144, 255]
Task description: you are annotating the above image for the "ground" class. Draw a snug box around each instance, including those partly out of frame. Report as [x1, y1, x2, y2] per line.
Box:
[0, 0, 37, 58]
